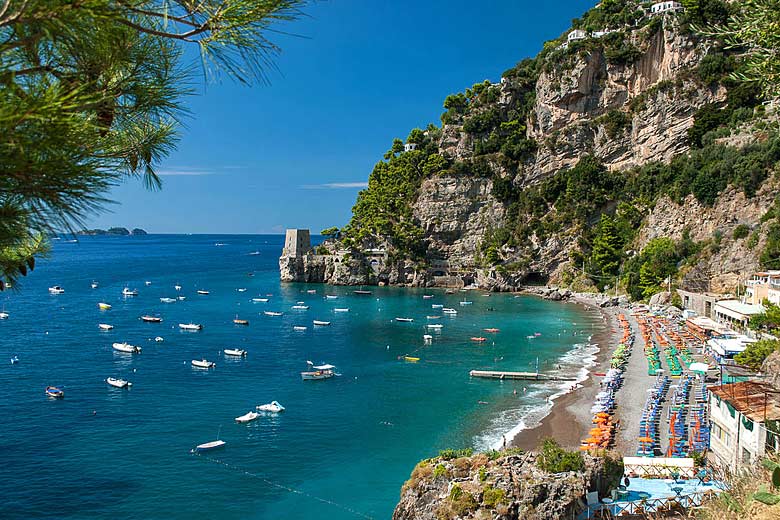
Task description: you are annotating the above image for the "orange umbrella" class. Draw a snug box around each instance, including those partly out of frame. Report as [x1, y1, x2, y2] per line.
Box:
[596, 412, 610, 418]
[585, 437, 600, 444]
[594, 417, 608, 423]
[637, 436, 654, 443]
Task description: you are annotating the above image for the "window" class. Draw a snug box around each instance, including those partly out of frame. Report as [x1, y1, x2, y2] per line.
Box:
[712, 422, 731, 447]
[742, 448, 752, 465]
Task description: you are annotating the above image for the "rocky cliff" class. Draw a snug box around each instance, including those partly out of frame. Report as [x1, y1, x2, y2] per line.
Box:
[281, 2, 777, 296]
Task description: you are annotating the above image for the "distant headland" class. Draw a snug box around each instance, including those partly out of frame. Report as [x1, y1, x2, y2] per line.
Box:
[76, 227, 147, 236]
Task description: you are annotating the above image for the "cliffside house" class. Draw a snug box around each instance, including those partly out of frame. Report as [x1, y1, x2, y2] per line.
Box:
[713, 300, 765, 332]
[744, 271, 780, 306]
[592, 29, 615, 38]
[650, 1, 683, 15]
[403, 143, 418, 152]
[568, 29, 587, 42]
[282, 229, 312, 257]
[706, 334, 758, 365]
[677, 290, 731, 319]
[708, 381, 780, 472]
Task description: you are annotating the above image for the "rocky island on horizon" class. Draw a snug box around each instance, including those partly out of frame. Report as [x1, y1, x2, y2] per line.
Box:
[76, 227, 148, 236]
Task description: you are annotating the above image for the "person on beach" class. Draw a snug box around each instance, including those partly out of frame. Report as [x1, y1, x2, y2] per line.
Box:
[502, 435, 507, 449]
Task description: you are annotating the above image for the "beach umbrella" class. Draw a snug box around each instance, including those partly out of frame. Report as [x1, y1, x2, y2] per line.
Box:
[585, 437, 600, 444]
[638, 436, 654, 443]
[689, 362, 709, 373]
[596, 412, 610, 417]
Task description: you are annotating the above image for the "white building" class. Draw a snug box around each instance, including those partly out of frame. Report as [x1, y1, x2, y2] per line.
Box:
[403, 143, 418, 152]
[708, 382, 780, 472]
[650, 1, 683, 15]
[745, 271, 780, 306]
[567, 29, 588, 42]
[706, 334, 757, 363]
[713, 299, 765, 331]
[592, 29, 616, 38]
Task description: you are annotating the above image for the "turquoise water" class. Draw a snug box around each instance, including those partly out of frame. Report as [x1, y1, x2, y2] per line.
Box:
[0, 235, 601, 519]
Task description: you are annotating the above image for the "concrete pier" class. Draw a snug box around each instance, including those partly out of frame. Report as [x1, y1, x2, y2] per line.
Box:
[469, 370, 577, 381]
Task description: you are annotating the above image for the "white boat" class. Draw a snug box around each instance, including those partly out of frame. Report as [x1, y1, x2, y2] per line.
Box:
[122, 287, 138, 296]
[224, 348, 247, 357]
[426, 315, 441, 319]
[292, 305, 309, 310]
[256, 400, 285, 413]
[248, 251, 261, 256]
[177, 296, 186, 301]
[160, 297, 177, 303]
[252, 298, 269, 303]
[235, 411, 259, 423]
[98, 323, 114, 331]
[293, 326, 307, 331]
[197, 290, 209, 295]
[306, 289, 317, 294]
[191, 359, 215, 369]
[443, 308, 458, 315]
[423, 334, 433, 341]
[98, 302, 112, 310]
[0, 311, 9, 319]
[263, 311, 283, 316]
[431, 304, 443, 308]
[237, 288, 247, 292]
[174, 284, 182, 291]
[395, 317, 414, 322]
[426, 324, 443, 329]
[313, 320, 331, 326]
[191, 439, 225, 453]
[422, 295, 434, 299]
[179, 323, 203, 331]
[154, 336, 164, 342]
[325, 295, 338, 299]
[91, 281, 99, 289]
[141, 315, 162, 323]
[112, 342, 141, 353]
[106, 377, 132, 388]
[301, 361, 336, 380]
[48, 286, 65, 294]
[459, 300, 473, 306]
[334, 308, 350, 313]
[145, 281, 152, 286]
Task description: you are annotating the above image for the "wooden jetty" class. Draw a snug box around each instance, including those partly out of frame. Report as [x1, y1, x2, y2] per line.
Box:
[469, 369, 577, 382]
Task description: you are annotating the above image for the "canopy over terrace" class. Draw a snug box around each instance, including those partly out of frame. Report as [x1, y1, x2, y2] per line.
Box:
[708, 381, 780, 423]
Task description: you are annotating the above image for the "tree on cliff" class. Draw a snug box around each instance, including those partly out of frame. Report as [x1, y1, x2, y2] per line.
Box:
[589, 215, 623, 288]
[0, 0, 307, 289]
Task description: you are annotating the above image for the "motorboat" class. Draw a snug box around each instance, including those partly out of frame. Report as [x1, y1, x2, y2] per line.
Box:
[160, 297, 177, 303]
[122, 287, 138, 296]
[426, 324, 443, 329]
[145, 281, 152, 286]
[154, 336, 164, 342]
[98, 302, 112, 310]
[233, 318, 249, 325]
[404, 356, 420, 362]
[45, 386, 64, 398]
[443, 308, 458, 315]
[224, 348, 247, 357]
[179, 323, 203, 331]
[235, 411, 259, 423]
[484, 328, 500, 333]
[113, 342, 141, 354]
[395, 317, 414, 322]
[306, 289, 317, 294]
[252, 298, 269, 303]
[422, 295, 434, 299]
[49, 286, 65, 294]
[248, 251, 261, 256]
[353, 290, 372, 295]
[431, 304, 443, 309]
[426, 315, 441, 319]
[98, 323, 114, 331]
[177, 296, 186, 301]
[301, 361, 336, 380]
[106, 377, 132, 388]
[293, 326, 307, 331]
[197, 290, 209, 295]
[10, 355, 19, 364]
[256, 401, 285, 413]
[191, 439, 225, 453]
[325, 295, 338, 299]
[312, 320, 330, 326]
[141, 315, 162, 323]
[423, 334, 433, 342]
[460, 300, 473, 306]
[237, 288, 247, 292]
[91, 281, 99, 289]
[174, 284, 182, 291]
[470, 337, 487, 342]
[191, 359, 215, 369]
[292, 304, 309, 310]
[0, 311, 8, 319]
[263, 311, 283, 317]
[334, 308, 350, 313]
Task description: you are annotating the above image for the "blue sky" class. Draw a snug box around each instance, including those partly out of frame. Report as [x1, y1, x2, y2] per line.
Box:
[93, 0, 590, 234]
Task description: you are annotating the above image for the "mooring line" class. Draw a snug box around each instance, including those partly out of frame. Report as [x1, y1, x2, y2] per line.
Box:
[193, 453, 375, 519]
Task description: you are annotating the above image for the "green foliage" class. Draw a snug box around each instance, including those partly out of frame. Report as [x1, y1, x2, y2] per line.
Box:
[0, 0, 307, 288]
[320, 227, 340, 238]
[598, 109, 631, 139]
[761, 223, 780, 269]
[733, 224, 750, 239]
[433, 464, 449, 479]
[734, 339, 780, 370]
[438, 448, 474, 461]
[478, 466, 487, 482]
[481, 485, 506, 507]
[748, 230, 761, 249]
[537, 438, 585, 473]
[749, 301, 780, 333]
[681, 0, 732, 25]
[589, 215, 624, 287]
[446, 485, 478, 517]
[573, 0, 644, 32]
[697, 52, 736, 86]
[601, 32, 642, 65]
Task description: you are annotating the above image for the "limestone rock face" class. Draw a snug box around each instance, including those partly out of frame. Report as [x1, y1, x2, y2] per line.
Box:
[392, 451, 623, 520]
[762, 351, 780, 390]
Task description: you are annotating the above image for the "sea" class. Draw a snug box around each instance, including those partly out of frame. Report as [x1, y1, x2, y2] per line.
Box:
[0, 234, 603, 520]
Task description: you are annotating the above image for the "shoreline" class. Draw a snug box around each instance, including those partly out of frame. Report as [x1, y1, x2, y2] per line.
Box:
[509, 295, 621, 451]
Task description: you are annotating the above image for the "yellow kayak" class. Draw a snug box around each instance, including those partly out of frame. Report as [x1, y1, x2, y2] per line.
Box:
[404, 356, 420, 362]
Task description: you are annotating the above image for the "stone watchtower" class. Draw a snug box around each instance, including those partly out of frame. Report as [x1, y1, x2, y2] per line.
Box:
[282, 229, 311, 257]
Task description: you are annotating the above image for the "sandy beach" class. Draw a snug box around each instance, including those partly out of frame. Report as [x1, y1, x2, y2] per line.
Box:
[510, 295, 627, 451]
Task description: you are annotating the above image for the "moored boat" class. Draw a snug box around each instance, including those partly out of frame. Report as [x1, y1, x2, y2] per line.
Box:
[10, 355, 19, 364]
[404, 356, 420, 362]
[112, 342, 141, 354]
[235, 411, 259, 423]
[233, 317, 249, 325]
[191, 359, 215, 369]
[237, 288, 247, 292]
[256, 400, 285, 413]
[306, 289, 317, 294]
[224, 348, 247, 357]
[484, 328, 500, 333]
[98, 323, 114, 330]
[179, 323, 203, 331]
[45, 386, 64, 398]
[293, 325, 307, 331]
[325, 295, 338, 299]
[0, 311, 9, 319]
[291, 304, 309, 310]
[301, 361, 336, 380]
[252, 298, 269, 303]
[197, 290, 209, 295]
[263, 311, 283, 317]
[353, 290, 372, 295]
[426, 315, 441, 319]
[422, 295, 434, 299]
[470, 337, 487, 342]
[98, 302, 112, 310]
[106, 377, 132, 388]
[145, 281, 152, 286]
[154, 336, 164, 342]
[312, 320, 330, 326]
[443, 308, 458, 315]
[160, 297, 177, 303]
[460, 300, 473, 306]
[191, 439, 225, 453]
[91, 281, 99, 289]
[48, 286, 65, 294]
[122, 287, 138, 296]
[334, 308, 349, 313]
[426, 324, 443, 329]
[141, 315, 162, 323]
[395, 317, 414, 322]
[174, 284, 182, 291]
[431, 304, 443, 309]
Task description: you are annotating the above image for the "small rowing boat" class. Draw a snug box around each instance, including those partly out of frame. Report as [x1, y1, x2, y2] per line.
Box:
[235, 411, 259, 423]
[233, 317, 249, 325]
[353, 290, 372, 295]
[45, 386, 64, 398]
[263, 311, 283, 317]
[196, 290, 209, 295]
[426, 315, 441, 319]
[404, 356, 420, 362]
[313, 320, 331, 326]
[293, 325, 307, 331]
[292, 304, 309, 310]
[191, 359, 215, 369]
[470, 337, 487, 342]
[178, 323, 203, 331]
[98, 302, 111, 310]
[98, 323, 114, 331]
[252, 298, 269, 303]
[141, 315, 162, 323]
[224, 348, 247, 357]
[112, 342, 141, 354]
[191, 439, 225, 453]
[483, 328, 500, 333]
[431, 304, 443, 309]
[106, 377, 132, 389]
[395, 317, 414, 322]
[334, 308, 350, 313]
[160, 297, 177, 303]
